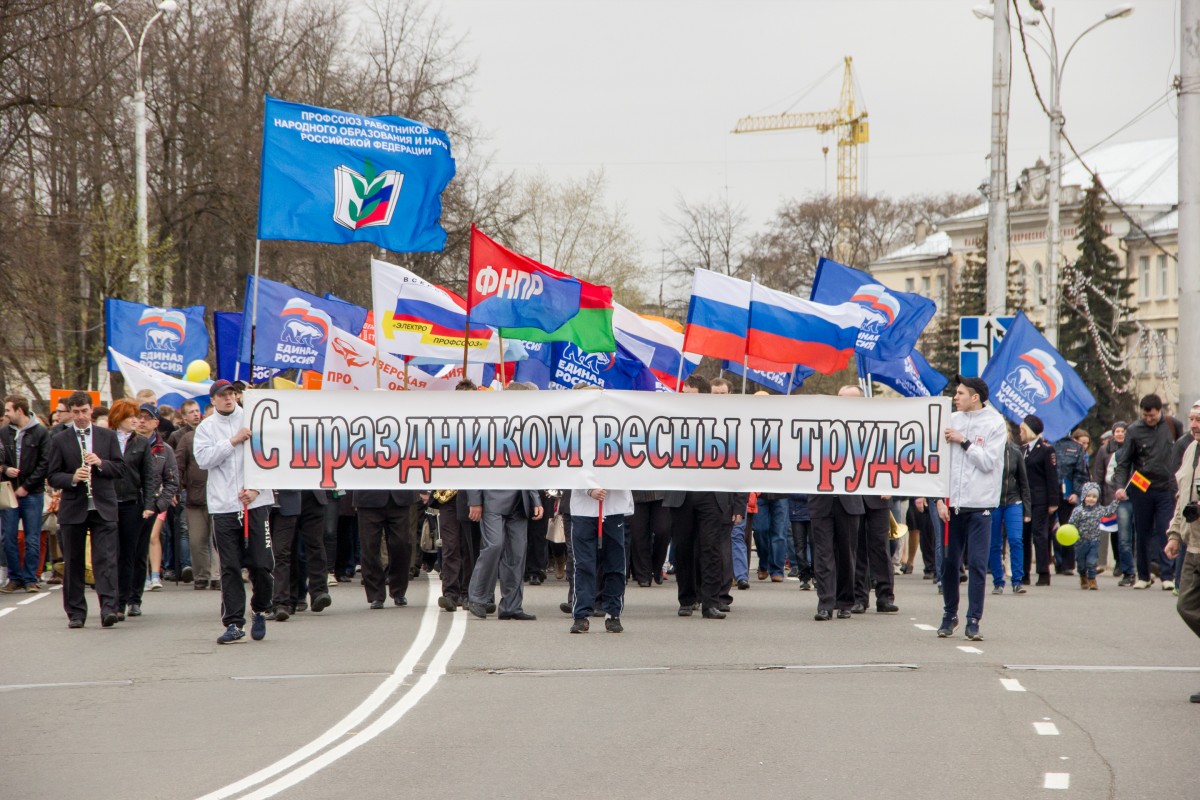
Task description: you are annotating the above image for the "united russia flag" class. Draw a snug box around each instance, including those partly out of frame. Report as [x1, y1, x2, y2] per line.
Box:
[746, 282, 869, 374]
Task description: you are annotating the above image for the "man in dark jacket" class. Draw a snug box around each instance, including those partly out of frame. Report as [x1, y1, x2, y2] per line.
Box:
[1021, 415, 1059, 586]
[354, 489, 422, 609]
[175, 424, 216, 590]
[991, 429, 1032, 593]
[269, 489, 332, 620]
[1, 395, 51, 592]
[1052, 433, 1091, 575]
[1113, 394, 1182, 590]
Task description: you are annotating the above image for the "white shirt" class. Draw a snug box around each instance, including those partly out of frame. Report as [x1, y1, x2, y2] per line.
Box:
[569, 489, 634, 518]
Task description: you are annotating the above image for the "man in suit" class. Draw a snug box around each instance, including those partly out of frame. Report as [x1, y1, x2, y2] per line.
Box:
[808, 385, 868, 621]
[45, 391, 126, 628]
[269, 489, 332, 620]
[855, 494, 899, 614]
[663, 374, 748, 620]
[466, 489, 543, 620]
[1020, 415, 1060, 586]
[353, 489, 421, 609]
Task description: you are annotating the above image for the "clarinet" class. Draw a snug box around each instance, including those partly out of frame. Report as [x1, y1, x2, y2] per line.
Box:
[78, 429, 96, 512]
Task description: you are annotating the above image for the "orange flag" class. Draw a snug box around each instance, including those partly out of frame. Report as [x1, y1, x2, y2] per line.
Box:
[1130, 471, 1151, 492]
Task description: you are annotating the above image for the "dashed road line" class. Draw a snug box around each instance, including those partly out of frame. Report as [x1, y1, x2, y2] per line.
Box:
[1043, 772, 1070, 789]
[957, 646, 983, 654]
[1007, 664, 1200, 672]
[913, 623, 936, 631]
[1000, 678, 1026, 692]
[18, 591, 50, 605]
[1034, 721, 1060, 736]
[0, 607, 15, 618]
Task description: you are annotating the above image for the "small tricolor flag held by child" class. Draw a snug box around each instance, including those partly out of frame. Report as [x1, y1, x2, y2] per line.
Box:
[1130, 471, 1151, 492]
[1099, 513, 1118, 533]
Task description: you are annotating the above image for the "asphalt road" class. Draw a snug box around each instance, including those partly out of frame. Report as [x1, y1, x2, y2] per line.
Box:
[2, 567, 1197, 799]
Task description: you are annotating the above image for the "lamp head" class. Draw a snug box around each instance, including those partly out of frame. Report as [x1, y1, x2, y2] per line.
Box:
[157, 0, 179, 11]
[1029, 0, 1046, 11]
[972, 6, 993, 20]
[1105, 4, 1134, 19]
[92, 2, 113, 14]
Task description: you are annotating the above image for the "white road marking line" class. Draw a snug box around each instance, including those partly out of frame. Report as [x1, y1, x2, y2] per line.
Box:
[0, 679, 132, 692]
[0, 608, 15, 618]
[195, 588, 444, 800]
[958, 646, 983, 654]
[914, 623, 937, 631]
[238, 607, 468, 800]
[1043, 773, 1070, 789]
[768, 663, 919, 671]
[1034, 722, 1060, 736]
[1000, 679, 1026, 692]
[18, 592, 50, 605]
[489, 666, 670, 675]
[1007, 664, 1200, 672]
[231, 672, 392, 681]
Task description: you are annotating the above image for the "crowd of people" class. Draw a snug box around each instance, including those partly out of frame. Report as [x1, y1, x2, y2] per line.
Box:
[1, 376, 1197, 701]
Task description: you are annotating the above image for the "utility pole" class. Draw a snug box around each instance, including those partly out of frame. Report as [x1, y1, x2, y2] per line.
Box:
[986, 0, 1011, 315]
[1179, 0, 1200, 406]
[1044, 7, 1063, 348]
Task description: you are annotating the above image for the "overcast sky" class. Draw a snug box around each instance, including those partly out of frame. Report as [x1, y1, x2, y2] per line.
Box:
[431, 0, 1179, 264]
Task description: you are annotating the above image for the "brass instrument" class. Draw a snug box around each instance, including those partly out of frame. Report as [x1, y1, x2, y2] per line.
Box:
[431, 489, 458, 504]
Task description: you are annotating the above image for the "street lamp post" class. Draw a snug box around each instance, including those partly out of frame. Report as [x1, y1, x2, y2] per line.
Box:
[92, 0, 177, 304]
[1030, 2, 1134, 349]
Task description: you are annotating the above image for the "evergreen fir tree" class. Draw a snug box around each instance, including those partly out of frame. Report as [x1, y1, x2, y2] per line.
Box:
[1059, 175, 1136, 432]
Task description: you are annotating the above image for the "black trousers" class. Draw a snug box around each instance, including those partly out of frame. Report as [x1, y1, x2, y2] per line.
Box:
[270, 495, 329, 609]
[810, 505, 861, 612]
[630, 499, 672, 584]
[335, 514, 359, 578]
[60, 510, 119, 623]
[116, 500, 148, 609]
[1054, 501, 1078, 572]
[1023, 502, 1054, 580]
[525, 511, 549, 579]
[790, 520, 813, 581]
[357, 500, 413, 604]
[212, 507, 274, 628]
[671, 493, 729, 612]
[855, 506, 895, 606]
[438, 506, 473, 600]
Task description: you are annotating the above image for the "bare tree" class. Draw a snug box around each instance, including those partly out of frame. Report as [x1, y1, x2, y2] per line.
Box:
[661, 194, 749, 280]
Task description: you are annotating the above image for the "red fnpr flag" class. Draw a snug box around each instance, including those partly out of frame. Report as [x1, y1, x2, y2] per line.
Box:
[468, 225, 581, 332]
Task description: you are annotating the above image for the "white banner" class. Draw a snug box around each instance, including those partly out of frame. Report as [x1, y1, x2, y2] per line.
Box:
[243, 390, 950, 496]
[322, 325, 484, 391]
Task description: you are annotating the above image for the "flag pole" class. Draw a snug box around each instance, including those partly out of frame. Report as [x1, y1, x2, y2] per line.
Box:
[740, 355, 748, 394]
[464, 224, 474, 375]
[249, 240, 261, 382]
[783, 366, 795, 396]
[498, 332, 506, 389]
[403, 358, 409, 390]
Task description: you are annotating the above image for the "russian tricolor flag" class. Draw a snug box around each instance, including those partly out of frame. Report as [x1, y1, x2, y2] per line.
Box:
[682, 269, 752, 362]
[747, 282, 869, 374]
[1098, 513, 1118, 533]
[614, 303, 700, 391]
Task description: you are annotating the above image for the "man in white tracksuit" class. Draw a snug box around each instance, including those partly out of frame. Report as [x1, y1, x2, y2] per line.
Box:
[935, 376, 1006, 642]
[193, 380, 275, 644]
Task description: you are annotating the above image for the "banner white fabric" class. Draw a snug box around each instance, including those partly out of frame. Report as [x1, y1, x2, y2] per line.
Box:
[321, 325, 484, 391]
[243, 390, 951, 496]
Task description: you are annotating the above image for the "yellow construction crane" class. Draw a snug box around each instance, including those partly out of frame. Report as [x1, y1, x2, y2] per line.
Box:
[733, 56, 869, 264]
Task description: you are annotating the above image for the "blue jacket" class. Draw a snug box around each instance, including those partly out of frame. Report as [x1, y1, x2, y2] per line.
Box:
[787, 493, 810, 522]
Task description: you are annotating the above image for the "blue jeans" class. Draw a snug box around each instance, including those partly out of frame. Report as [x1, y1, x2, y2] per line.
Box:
[942, 508, 989, 622]
[1116, 500, 1135, 577]
[989, 503, 1025, 587]
[2, 493, 44, 586]
[751, 498, 789, 577]
[1130, 487, 1173, 581]
[731, 515, 749, 582]
[1075, 538, 1099, 579]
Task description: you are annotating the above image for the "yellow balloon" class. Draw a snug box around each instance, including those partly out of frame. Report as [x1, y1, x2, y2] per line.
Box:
[1055, 524, 1080, 547]
[185, 360, 211, 382]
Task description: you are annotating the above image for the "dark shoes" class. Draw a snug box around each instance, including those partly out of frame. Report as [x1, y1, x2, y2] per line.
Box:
[127, 603, 142, 617]
[467, 602, 488, 619]
[438, 595, 458, 612]
[937, 616, 959, 638]
[850, 602, 867, 614]
[181, 566, 193, 583]
[992, 585, 1004, 595]
[1035, 575, 1051, 586]
[101, 612, 118, 628]
[736, 579, 750, 590]
[250, 613, 267, 641]
[1118, 575, 1135, 587]
[194, 581, 208, 591]
[604, 617, 623, 633]
[311, 593, 332, 613]
[570, 618, 590, 633]
[269, 607, 290, 621]
[67, 618, 84, 629]
[217, 624, 245, 644]
[717, 604, 731, 613]
[678, 605, 693, 617]
[1190, 690, 1200, 704]
[876, 601, 899, 613]
[964, 618, 982, 641]
[559, 602, 572, 615]
[498, 611, 536, 620]
[787, 566, 800, 578]
[1011, 583, 1027, 594]
[394, 597, 407, 607]
[486, 602, 497, 614]
[702, 607, 726, 619]
[369, 600, 384, 610]
[798, 580, 813, 591]
[814, 609, 832, 621]
[836, 609, 851, 619]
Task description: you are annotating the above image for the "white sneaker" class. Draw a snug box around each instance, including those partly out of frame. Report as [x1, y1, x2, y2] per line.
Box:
[1162, 580, 1175, 591]
[0, 567, 7, 586]
[1133, 579, 1150, 589]
[150, 577, 163, 591]
[327, 573, 338, 587]
[144, 578, 152, 591]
